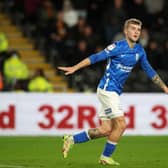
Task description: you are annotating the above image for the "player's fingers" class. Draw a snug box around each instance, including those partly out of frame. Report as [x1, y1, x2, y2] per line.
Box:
[57, 66, 65, 70]
[58, 67, 68, 71]
[65, 71, 72, 75]
[58, 67, 74, 75]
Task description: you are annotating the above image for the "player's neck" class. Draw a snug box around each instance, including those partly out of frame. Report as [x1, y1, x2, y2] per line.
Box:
[126, 38, 136, 48]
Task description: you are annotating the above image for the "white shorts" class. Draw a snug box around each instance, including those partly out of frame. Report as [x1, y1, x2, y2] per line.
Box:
[97, 88, 124, 120]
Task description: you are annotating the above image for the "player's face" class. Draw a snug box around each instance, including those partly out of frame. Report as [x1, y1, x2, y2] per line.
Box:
[124, 23, 141, 43]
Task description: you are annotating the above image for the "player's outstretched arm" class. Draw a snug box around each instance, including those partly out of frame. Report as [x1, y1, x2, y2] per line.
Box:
[58, 58, 91, 75]
[152, 74, 168, 94]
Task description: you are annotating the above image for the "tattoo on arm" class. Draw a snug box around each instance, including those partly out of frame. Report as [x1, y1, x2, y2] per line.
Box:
[88, 128, 105, 139]
[152, 74, 166, 90]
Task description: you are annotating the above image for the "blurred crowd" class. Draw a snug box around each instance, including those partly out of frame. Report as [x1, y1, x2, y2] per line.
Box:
[0, 32, 53, 92]
[0, 0, 168, 92]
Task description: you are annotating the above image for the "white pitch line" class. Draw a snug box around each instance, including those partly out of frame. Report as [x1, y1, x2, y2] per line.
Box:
[0, 165, 25, 168]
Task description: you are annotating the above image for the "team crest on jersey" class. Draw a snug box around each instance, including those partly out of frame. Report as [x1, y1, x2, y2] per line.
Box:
[135, 53, 139, 61]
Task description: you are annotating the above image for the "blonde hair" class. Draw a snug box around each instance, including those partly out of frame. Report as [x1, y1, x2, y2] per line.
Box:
[124, 18, 142, 29]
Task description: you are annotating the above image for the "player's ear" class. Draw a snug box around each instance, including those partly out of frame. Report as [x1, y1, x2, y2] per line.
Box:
[123, 28, 127, 36]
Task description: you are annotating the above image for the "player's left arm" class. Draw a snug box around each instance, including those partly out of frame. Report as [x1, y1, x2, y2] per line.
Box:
[152, 74, 168, 93]
[139, 49, 168, 94]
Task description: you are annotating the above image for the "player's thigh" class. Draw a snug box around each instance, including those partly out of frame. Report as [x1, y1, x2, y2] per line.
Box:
[97, 88, 123, 119]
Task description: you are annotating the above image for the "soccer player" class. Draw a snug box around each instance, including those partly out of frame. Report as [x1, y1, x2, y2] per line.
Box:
[58, 18, 168, 165]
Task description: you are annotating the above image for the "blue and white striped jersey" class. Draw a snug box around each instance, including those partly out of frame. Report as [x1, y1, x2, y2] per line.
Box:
[89, 39, 156, 95]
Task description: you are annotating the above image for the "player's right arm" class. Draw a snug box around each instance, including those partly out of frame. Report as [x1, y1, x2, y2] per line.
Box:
[57, 50, 108, 75]
[58, 58, 91, 75]
[58, 43, 119, 75]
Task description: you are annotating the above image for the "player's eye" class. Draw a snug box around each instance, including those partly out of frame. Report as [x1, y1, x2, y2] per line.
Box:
[137, 28, 141, 32]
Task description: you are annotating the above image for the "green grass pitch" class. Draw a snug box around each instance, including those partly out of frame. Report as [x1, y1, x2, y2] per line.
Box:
[0, 136, 168, 168]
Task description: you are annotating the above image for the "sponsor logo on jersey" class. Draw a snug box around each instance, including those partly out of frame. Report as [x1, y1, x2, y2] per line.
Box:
[117, 63, 133, 72]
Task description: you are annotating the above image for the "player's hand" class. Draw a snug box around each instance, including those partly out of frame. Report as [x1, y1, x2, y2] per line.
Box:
[58, 66, 76, 75]
[163, 86, 168, 94]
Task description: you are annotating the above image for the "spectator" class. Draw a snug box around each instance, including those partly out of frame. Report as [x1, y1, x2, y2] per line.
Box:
[37, 0, 56, 32]
[113, 32, 125, 41]
[0, 32, 8, 53]
[74, 40, 88, 63]
[22, 0, 42, 37]
[144, 0, 164, 15]
[62, 0, 79, 28]
[35, 0, 56, 49]
[28, 68, 53, 92]
[86, 0, 104, 29]
[71, 16, 87, 41]
[71, 0, 88, 18]
[24, 0, 41, 24]
[139, 27, 149, 48]
[103, 0, 126, 43]
[146, 39, 162, 70]
[45, 11, 68, 62]
[52, 0, 63, 11]
[125, 0, 149, 27]
[79, 25, 99, 53]
[3, 50, 29, 90]
[0, 32, 9, 73]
